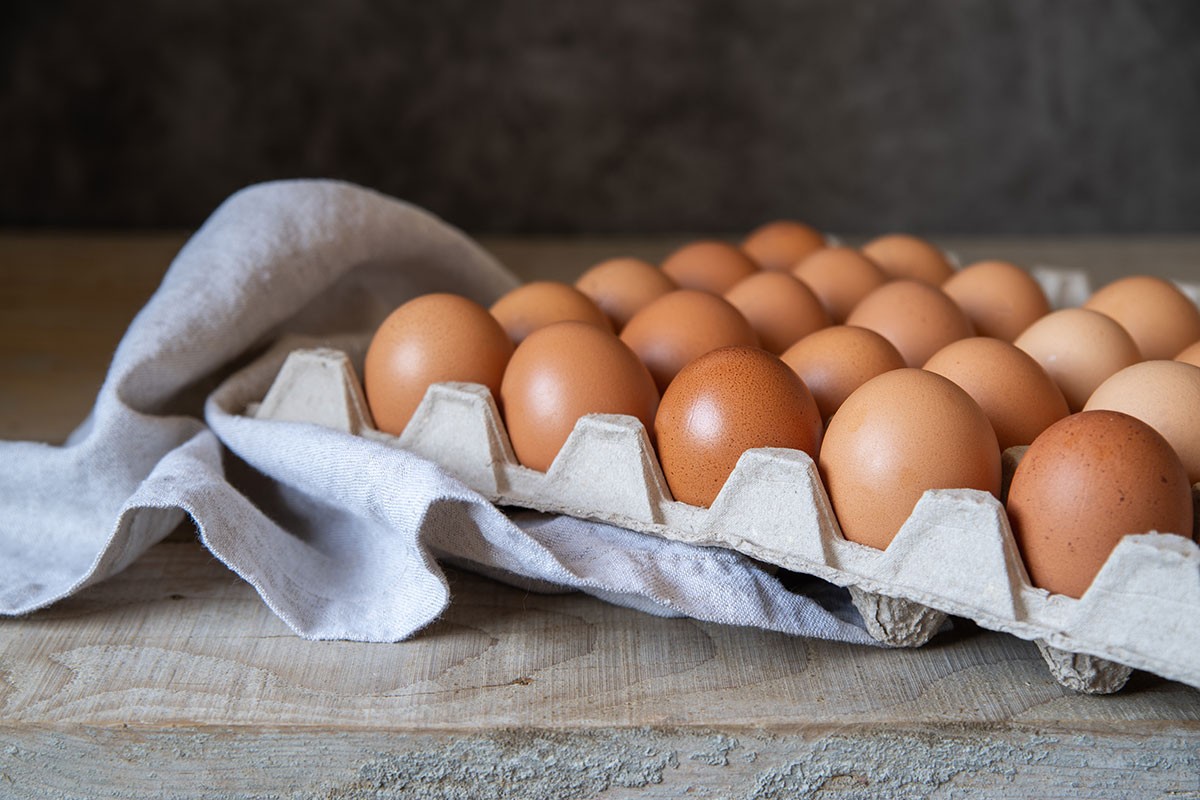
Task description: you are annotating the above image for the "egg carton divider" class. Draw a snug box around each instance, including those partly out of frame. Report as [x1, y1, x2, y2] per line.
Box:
[250, 346, 1200, 694]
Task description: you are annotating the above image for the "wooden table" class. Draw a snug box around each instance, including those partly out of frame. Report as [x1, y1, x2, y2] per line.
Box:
[2, 233, 1199, 798]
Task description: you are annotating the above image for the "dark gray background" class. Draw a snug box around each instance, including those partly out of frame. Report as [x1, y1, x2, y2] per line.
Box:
[3, 1, 1198, 233]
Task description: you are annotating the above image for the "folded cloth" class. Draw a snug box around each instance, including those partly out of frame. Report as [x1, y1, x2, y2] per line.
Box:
[0, 179, 877, 646]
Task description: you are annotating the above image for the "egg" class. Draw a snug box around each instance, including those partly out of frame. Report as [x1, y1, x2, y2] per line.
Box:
[741, 220, 827, 272]
[620, 289, 760, 392]
[1006, 410, 1194, 599]
[860, 233, 955, 286]
[655, 346, 822, 507]
[499, 321, 659, 472]
[941, 260, 1051, 341]
[490, 281, 613, 344]
[660, 240, 760, 294]
[780, 326, 905, 421]
[818, 368, 1001, 550]
[1082, 275, 1200, 361]
[844, 280, 975, 367]
[364, 293, 514, 435]
[1013, 308, 1141, 412]
[791, 247, 889, 323]
[1084, 360, 1200, 484]
[574, 257, 678, 331]
[723, 271, 831, 353]
[923, 337, 1069, 451]
[1177, 340, 1200, 367]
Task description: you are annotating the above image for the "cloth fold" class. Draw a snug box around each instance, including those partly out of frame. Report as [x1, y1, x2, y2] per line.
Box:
[1, 179, 876, 647]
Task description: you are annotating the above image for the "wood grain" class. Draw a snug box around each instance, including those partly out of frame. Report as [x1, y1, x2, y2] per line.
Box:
[2, 233, 1199, 798]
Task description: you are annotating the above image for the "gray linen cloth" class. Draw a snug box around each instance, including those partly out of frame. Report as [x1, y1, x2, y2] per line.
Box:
[0, 179, 875, 645]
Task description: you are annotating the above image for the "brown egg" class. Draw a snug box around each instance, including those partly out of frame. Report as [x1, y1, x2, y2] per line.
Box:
[364, 293, 514, 436]
[574, 257, 678, 332]
[861, 233, 954, 286]
[1083, 275, 1200, 360]
[660, 240, 760, 294]
[723, 272, 831, 354]
[655, 346, 822, 507]
[1013, 308, 1141, 412]
[844, 280, 975, 367]
[1007, 410, 1194, 599]
[791, 247, 889, 323]
[500, 321, 658, 472]
[1085, 360, 1200, 483]
[620, 289, 760, 393]
[941, 260, 1051, 341]
[818, 368, 1001, 550]
[924, 337, 1069, 451]
[490, 281, 613, 344]
[741, 220, 827, 272]
[1177, 340, 1200, 367]
[780, 326, 905, 421]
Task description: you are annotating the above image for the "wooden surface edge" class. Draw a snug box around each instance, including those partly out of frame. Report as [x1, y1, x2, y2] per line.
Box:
[2, 722, 1197, 799]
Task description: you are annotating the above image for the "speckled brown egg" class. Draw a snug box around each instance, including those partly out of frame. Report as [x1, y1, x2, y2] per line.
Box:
[791, 247, 889, 323]
[844, 280, 975, 367]
[861, 234, 955, 286]
[660, 240, 760, 294]
[941, 260, 1051, 341]
[490, 281, 613, 344]
[1083, 275, 1200, 360]
[818, 368, 1001, 550]
[741, 220, 827, 272]
[620, 289, 760, 392]
[723, 271, 831, 353]
[1085, 359, 1200, 484]
[1013, 308, 1141, 412]
[500, 321, 659, 472]
[574, 257, 678, 332]
[780, 326, 905, 421]
[364, 293, 514, 436]
[924, 337, 1069, 451]
[655, 346, 822, 507]
[1007, 410, 1194, 599]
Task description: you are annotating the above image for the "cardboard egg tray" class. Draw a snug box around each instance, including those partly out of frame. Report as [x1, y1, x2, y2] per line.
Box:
[247, 268, 1200, 695]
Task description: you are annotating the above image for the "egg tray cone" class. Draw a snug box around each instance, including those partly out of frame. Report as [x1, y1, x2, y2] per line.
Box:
[249, 344, 1200, 695]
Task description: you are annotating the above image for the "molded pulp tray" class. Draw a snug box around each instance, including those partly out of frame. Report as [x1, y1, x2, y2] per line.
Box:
[247, 267, 1200, 694]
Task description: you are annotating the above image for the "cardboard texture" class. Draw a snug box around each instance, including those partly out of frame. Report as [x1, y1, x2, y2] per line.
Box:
[247, 269, 1200, 694]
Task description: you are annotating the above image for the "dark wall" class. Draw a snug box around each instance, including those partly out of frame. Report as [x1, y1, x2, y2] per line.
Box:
[3, 1, 1199, 233]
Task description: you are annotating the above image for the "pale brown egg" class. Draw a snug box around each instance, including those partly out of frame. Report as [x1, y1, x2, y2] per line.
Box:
[655, 346, 822, 507]
[574, 257, 678, 332]
[1013, 308, 1141, 412]
[741, 220, 827, 272]
[620, 289, 760, 393]
[723, 271, 831, 354]
[1177, 340, 1200, 367]
[818, 368, 1001, 550]
[1085, 360, 1200, 483]
[844, 280, 975, 367]
[791, 247, 889, 323]
[490, 281, 613, 344]
[1007, 410, 1194, 599]
[924, 337, 1069, 451]
[941, 260, 1051, 341]
[780, 326, 905, 421]
[1083, 275, 1200, 360]
[660, 240, 760, 294]
[500, 321, 658, 472]
[364, 293, 514, 436]
[861, 233, 955, 286]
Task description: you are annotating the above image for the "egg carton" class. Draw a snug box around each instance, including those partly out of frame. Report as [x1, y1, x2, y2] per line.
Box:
[249, 345, 1200, 695]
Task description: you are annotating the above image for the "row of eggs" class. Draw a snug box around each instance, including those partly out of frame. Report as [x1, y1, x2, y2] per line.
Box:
[365, 222, 1200, 602]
